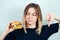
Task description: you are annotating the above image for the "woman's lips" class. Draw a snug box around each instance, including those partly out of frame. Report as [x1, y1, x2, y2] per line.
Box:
[28, 20, 33, 22]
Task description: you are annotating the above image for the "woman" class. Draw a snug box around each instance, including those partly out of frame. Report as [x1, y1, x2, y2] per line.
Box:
[0, 3, 60, 40]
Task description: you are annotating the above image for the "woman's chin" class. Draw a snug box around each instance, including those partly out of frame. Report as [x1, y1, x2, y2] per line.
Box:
[27, 23, 33, 25]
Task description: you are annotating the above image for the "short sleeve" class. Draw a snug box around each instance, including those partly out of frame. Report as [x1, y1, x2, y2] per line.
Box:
[4, 31, 16, 40]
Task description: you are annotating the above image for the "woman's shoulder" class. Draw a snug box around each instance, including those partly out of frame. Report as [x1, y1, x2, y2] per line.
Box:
[4, 28, 24, 40]
[8, 28, 24, 35]
[42, 23, 59, 31]
[41, 23, 59, 39]
[42, 23, 59, 28]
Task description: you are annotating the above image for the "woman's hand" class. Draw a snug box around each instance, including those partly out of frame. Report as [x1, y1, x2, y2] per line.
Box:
[6, 21, 22, 32]
[5, 21, 16, 33]
[0, 21, 15, 40]
[46, 13, 55, 27]
[0, 21, 22, 40]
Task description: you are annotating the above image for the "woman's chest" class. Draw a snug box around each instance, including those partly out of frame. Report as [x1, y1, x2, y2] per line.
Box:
[15, 30, 39, 40]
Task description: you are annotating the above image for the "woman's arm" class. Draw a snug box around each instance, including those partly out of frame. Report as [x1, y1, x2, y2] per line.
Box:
[0, 29, 14, 40]
[0, 22, 14, 40]
[45, 13, 60, 37]
[46, 13, 60, 28]
[0, 21, 22, 40]
[54, 17, 60, 29]
[0, 31, 9, 40]
[54, 18, 60, 23]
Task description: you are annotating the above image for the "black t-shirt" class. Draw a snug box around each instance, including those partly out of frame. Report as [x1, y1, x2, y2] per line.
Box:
[4, 23, 59, 40]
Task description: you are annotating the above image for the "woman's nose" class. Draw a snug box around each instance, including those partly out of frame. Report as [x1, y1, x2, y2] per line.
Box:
[29, 15, 32, 19]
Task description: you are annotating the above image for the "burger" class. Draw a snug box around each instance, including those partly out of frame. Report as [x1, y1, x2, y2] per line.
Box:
[11, 21, 22, 29]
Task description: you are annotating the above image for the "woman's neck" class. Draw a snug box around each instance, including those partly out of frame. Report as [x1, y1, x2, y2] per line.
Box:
[27, 24, 36, 29]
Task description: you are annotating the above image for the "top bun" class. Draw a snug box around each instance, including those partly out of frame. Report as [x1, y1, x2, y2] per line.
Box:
[11, 21, 22, 29]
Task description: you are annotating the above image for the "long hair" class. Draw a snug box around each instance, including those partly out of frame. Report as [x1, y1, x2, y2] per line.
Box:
[23, 3, 42, 35]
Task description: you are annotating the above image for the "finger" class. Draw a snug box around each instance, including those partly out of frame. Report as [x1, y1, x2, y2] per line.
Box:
[47, 13, 52, 27]
[9, 23, 12, 29]
[48, 21, 52, 27]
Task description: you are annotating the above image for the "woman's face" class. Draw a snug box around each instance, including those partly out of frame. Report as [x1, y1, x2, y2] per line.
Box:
[25, 7, 37, 25]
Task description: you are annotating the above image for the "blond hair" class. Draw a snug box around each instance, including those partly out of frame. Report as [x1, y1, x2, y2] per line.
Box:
[23, 3, 42, 35]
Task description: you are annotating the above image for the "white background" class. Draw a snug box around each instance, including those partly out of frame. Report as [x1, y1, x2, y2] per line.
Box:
[0, 0, 60, 40]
